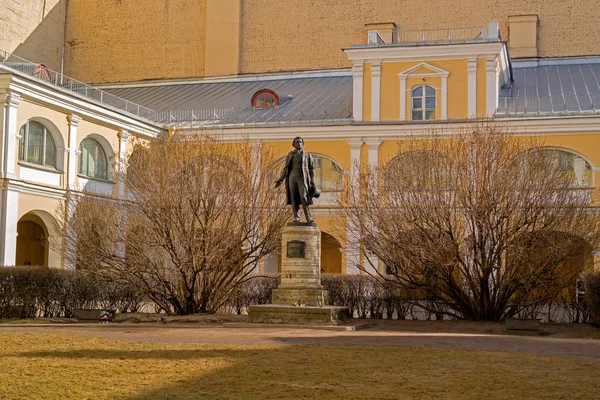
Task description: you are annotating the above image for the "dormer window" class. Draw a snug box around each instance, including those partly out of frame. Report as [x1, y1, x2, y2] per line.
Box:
[252, 89, 279, 108]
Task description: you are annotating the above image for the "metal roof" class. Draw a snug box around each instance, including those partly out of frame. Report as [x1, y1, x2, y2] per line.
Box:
[100, 61, 600, 124]
[498, 63, 600, 115]
[104, 75, 353, 126]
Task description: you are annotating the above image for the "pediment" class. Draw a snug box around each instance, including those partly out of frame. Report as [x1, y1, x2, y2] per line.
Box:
[398, 62, 449, 77]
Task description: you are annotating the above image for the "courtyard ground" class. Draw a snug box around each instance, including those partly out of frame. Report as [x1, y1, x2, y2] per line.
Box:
[0, 319, 599, 399]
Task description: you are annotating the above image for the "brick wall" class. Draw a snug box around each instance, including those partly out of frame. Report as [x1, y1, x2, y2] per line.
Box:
[239, 0, 600, 74]
[0, 0, 66, 71]
[64, 0, 207, 83]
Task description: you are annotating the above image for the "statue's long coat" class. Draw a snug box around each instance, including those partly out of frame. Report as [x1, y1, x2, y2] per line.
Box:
[277, 151, 317, 205]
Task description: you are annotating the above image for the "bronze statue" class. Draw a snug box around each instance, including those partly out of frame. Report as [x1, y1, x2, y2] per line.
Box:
[275, 137, 320, 223]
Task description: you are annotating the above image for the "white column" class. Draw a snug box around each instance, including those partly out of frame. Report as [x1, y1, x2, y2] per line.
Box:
[117, 130, 130, 199]
[364, 138, 382, 197]
[352, 63, 364, 122]
[0, 92, 21, 266]
[0, 183, 18, 266]
[441, 73, 449, 120]
[346, 139, 363, 275]
[371, 60, 382, 122]
[486, 56, 499, 116]
[1, 92, 22, 179]
[362, 138, 381, 275]
[467, 58, 478, 118]
[66, 114, 82, 189]
[399, 75, 407, 121]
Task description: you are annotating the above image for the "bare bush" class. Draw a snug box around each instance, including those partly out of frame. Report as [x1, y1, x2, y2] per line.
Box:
[0, 266, 144, 318]
[345, 124, 600, 321]
[581, 271, 600, 326]
[56, 133, 288, 315]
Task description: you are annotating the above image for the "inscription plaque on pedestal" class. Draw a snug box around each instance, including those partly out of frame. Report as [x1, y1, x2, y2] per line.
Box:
[286, 240, 305, 258]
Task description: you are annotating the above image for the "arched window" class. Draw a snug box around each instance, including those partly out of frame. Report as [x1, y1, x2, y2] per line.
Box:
[385, 151, 453, 191]
[79, 138, 108, 180]
[527, 149, 593, 188]
[252, 89, 279, 108]
[411, 86, 436, 121]
[18, 120, 57, 168]
[270, 154, 344, 192]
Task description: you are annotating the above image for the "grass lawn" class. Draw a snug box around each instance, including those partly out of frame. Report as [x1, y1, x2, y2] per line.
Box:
[0, 333, 598, 400]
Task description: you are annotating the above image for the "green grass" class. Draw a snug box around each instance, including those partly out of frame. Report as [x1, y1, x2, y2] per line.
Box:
[0, 333, 598, 399]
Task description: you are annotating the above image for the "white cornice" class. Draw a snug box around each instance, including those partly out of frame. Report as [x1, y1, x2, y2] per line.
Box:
[0, 73, 162, 139]
[191, 116, 600, 141]
[343, 41, 507, 63]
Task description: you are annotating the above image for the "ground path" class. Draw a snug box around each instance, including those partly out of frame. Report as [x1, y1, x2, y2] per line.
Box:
[1, 321, 599, 360]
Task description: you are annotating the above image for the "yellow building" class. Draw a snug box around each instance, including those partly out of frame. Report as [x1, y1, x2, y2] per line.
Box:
[1, 1, 600, 275]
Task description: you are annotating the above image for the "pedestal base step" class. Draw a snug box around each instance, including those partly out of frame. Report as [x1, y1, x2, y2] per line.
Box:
[271, 288, 328, 307]
[248, 304, 351, 324]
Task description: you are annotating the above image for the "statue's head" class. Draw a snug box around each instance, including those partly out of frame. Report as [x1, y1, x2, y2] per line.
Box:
[292, 136, 304, 150]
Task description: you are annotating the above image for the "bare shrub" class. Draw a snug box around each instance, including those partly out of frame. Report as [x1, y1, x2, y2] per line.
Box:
[581, 271, 600, 326]
[56, 133, 288, 315]
[345, 124, 600, 321]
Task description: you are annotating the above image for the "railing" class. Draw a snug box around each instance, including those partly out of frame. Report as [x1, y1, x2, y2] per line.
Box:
[397, 27, 488, 44]
[0, 50, 156, 121]
[366, 26, 491, 46]
[497, 95, 600, 115]
[155, 102, 353, 127]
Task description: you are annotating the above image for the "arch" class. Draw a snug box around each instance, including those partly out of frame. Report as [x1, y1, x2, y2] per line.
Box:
[251, 89, 279, 108]
[384, 150, 454, 191]
[18, 118, 66, 171]
[16, 210, 61, 268]
[517, 147, 594, 188]
[321, 232, 342, 274]
[508, 231, 594, 302]
[78, 134, 115, 181]
[269, 153, 344, 192]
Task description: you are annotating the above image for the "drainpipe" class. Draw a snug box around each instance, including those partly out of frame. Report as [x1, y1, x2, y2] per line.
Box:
[60, 0, 70, 84]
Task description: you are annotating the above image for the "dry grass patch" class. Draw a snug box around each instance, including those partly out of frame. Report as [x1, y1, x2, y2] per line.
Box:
[0, 333, 598, 399]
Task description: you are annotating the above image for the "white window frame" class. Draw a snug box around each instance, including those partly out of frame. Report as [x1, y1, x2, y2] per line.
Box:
[18, 120, 57, 168]
[411, 85, 437, 121]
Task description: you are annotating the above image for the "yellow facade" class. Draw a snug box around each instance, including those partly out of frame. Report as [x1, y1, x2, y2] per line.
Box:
[2, 1, 600, 278]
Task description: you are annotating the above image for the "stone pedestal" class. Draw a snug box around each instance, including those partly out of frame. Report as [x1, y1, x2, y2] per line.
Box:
[249, 222, 350, 324]
[271, 223, 328, 306]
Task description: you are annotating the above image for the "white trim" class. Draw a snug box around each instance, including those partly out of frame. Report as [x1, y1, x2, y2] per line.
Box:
[352, 63, 364, 122]
[486, 57, 498, 116]
[398, 63, 449, 121]
[371, 61, 382, 122]
[468, 58, 477, 118]
[66, 114, 81, 188]
[512, 56, 600, 68]
[20, 164, 62, 187]
[1, 92, 22, 179]
[399, 76, 407, 121]
[95, 68, 353, 89]
[0, 75, 161, 139]
[0, 186, 18, 266]
[344, 41, 507, 63]
[204, 115, 600, 140]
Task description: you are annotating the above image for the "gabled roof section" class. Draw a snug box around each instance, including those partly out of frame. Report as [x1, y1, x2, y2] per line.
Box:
[102, 71, 353, 127]
[398, 62, 449, 77]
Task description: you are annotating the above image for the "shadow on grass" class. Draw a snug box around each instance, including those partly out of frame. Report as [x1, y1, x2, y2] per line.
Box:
[10, 339, 600, 400]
